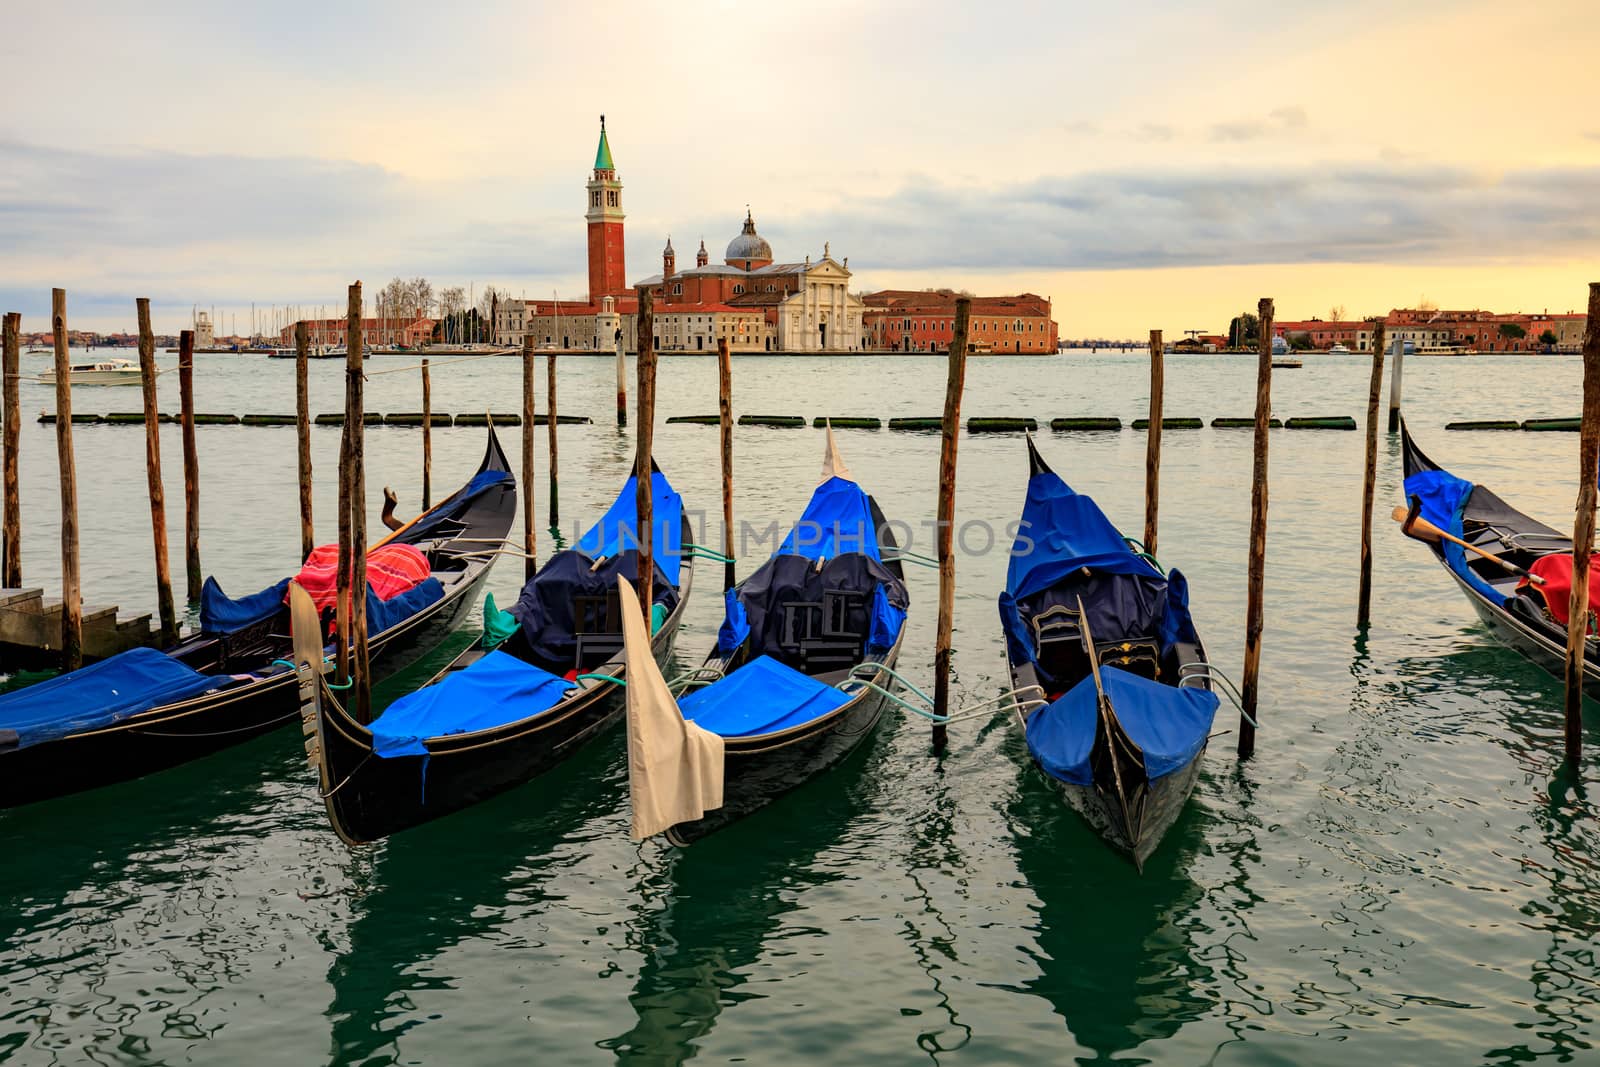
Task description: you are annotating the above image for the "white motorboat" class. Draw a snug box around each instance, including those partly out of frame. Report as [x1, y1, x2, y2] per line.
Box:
[1328, 343, 1352, 355]
[34, 358, 145, 386]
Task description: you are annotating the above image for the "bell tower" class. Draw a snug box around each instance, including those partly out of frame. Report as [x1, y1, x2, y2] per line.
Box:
[586, 115, 626, 300]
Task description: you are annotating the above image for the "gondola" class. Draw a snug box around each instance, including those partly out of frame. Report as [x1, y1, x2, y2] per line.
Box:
[999, 437, 1218, 870]
[635, 434, 909, 846]
[1399, 421, 1597, 698]
[297, 465, 693, 845]
[0, 425, 517, 809]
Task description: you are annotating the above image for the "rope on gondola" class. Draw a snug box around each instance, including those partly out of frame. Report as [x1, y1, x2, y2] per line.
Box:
[838, 663, 1044, 725]
[681, 544, 735, 564]
[1178, 661, 1256, 728]
[884, 549, 939, 569]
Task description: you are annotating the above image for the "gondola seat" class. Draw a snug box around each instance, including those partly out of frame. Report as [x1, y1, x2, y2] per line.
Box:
[680, 655, 852, 738]
[367, 649, 575, 758]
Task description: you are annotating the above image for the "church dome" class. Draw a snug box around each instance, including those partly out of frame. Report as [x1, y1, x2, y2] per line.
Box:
[725, 210, 773, 264]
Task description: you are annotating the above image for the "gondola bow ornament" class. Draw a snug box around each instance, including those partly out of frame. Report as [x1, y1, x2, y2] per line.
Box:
[620, 577, 723, 839]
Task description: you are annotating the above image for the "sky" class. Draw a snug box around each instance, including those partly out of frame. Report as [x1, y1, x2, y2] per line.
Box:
[3, 0, 1598, 337]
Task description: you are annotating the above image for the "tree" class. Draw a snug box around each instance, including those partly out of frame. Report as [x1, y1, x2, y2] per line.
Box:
[1498, 322, 1526, 340]
[1539, 329, 1559, 347]
[1329, 304, 1347, 322]
[409, 277, 434, 318]
[1229, 313, 1260, 348]
[1418, 296, 1438, 313]
[1288, 334, 1313, 351]
[381, 276, 408, 318]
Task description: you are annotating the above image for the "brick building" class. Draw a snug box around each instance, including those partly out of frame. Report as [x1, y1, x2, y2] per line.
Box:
[861, 290, 1058, 353]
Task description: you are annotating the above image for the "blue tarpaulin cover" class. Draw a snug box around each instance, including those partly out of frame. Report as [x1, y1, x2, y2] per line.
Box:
[200, 577, 290, 635]
[0, 647, 222, 750]
[778, 477, 881, 562]
[576, 470, 684, 585]
[680, 654, 852, 738]
[1025, 666, 1219, 786]
[1403, 467, 1506, 606]
[366, 577, 445, 635]
[368, 649, 574, 757]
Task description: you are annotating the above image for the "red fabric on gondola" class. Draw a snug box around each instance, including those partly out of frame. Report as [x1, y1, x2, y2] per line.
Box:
[1519, 553, 1600, 627]
[291, 542, 432, 613]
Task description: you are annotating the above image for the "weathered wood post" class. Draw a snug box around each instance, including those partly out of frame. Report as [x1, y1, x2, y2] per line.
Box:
[1239, 297, 1274, 758]
[636, 288, 656, 619]
[521, 334, 537, 579]
[616, 329, 628, 428]
[178, 329, 201, 602]
[137, 299, 176, 645]
[1357, 321, 1387, 628]
[1386, 325, 1405, 433]
[339, 281, 371, 721]
[295, 322, 314, 560]
[421, 357, 432, 509]
[547, 350, 560, 529]
[718, 336, 735, 591]
[52, 290, 82, 669]
[1144, 328, 1164, 556]
[933, 297, 971, 755]
[2, 311, 20, 589]
[1564, 283, 1600, 766]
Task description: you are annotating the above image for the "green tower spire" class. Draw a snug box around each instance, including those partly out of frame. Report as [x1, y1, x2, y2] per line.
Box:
[595, 114, 614, 172]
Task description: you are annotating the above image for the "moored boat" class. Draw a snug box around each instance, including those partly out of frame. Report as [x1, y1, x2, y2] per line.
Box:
[999, 437, 1218, 869]
[0, 424, 517, 808]
[34, 358, 144, 386]
[624, 431, 910, 846]
[297, 465, 694, 845]
[1398, 422, 1597, 697]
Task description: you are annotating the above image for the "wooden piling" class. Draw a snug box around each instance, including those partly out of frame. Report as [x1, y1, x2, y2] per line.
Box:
[933, 297, 971, 755]
[295, 322, 314, 560]
[2, 311, 19, 589]
[344, 282, 371, 721]
[718, 337, 735, 591]
[421, 358, 432, 509]
[1357, 321, 1386, 628]
[137, 299, 176, 645]
[1239, 297, 1274, 758]
[1386, 326, 1405, 433]
[636, 288, 656, 619]
[1144, 328, 1163, 557]
[547, 351, 559, 529]
[1564, 283, 1600, 766]
[52, 290, 82, 670]
[522, 334, 537, 580]
[178, 329, 201, 602]
[616, 331, 628, 428]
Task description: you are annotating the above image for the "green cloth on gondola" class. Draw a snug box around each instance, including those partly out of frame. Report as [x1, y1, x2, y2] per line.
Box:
[482, 593, 520, 648]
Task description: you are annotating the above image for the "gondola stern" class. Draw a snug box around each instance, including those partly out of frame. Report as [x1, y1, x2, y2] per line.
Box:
[1025, 432, 1052, 477]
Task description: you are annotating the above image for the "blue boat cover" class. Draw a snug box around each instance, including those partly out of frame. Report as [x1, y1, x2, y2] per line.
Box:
[0, 647, 222, 750]
[1402, 467, 1506, 606]
[368, 649, 574, 758]
[576, 469, 684, 585]
[366, 577, 445, 635]
[200, 576, 290, 635]
[680, 654, 852, 738]
[1025, 666, 1218, 786]
[1004, 468, 1153, 602]
[778, 477, 882, 562]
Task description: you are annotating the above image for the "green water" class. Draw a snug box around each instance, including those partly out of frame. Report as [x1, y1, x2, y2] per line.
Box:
[2, 350, 1596, 1064]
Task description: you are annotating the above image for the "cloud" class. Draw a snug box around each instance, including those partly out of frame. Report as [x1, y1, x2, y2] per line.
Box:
[1209, 105, 1309, 142]
[793, 165, 1600, 271]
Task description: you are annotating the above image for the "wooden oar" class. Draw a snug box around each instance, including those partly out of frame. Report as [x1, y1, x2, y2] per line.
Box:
[1393, 501, 1546, 586]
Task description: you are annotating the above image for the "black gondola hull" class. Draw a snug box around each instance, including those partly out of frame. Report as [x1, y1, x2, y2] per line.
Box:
[1042, 746, 1205, 870]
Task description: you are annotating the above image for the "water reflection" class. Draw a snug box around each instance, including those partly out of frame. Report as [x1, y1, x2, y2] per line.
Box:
[601, 728, 892, 1065]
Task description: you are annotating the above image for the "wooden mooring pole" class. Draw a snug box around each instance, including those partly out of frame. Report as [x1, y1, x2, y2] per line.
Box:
[718, 337, 735, 592]
[933, 297, 971, 755]
[295, 322, 314, 560]
[616, 330, 628, 428]
[547, 351, 560, 530]
[1386, 326, 1405, 433]
[344, 282, 371, 721]
[636, 288, 656, 620]
[178, 329, 201, 602]
[1239, 297, 1274, 759]
[421, 358, 432, 509]
[1564, 283, 1600, 767]
[1357, 321, 1386, 628]
[1144, 328, 1164, 556]
[52, 290, 82, 670]
[2, 311, 20, 589]
[522, 334, 537, 580]
[137, 299, 176, 645]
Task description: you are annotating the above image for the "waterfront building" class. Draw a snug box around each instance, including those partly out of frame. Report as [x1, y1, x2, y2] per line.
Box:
[278, 316, 435, 348]
[861, 290, 1058, 353]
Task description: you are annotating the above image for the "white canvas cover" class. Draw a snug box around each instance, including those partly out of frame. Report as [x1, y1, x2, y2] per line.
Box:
[619, 578, 724, 839]
[821, 420, 853, 483]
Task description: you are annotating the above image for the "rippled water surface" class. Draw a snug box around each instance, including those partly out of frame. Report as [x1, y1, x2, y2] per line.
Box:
[2, 348, 1597, 1064]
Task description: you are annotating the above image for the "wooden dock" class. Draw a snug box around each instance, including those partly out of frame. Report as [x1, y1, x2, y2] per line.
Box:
[0, 587, 157, 668]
